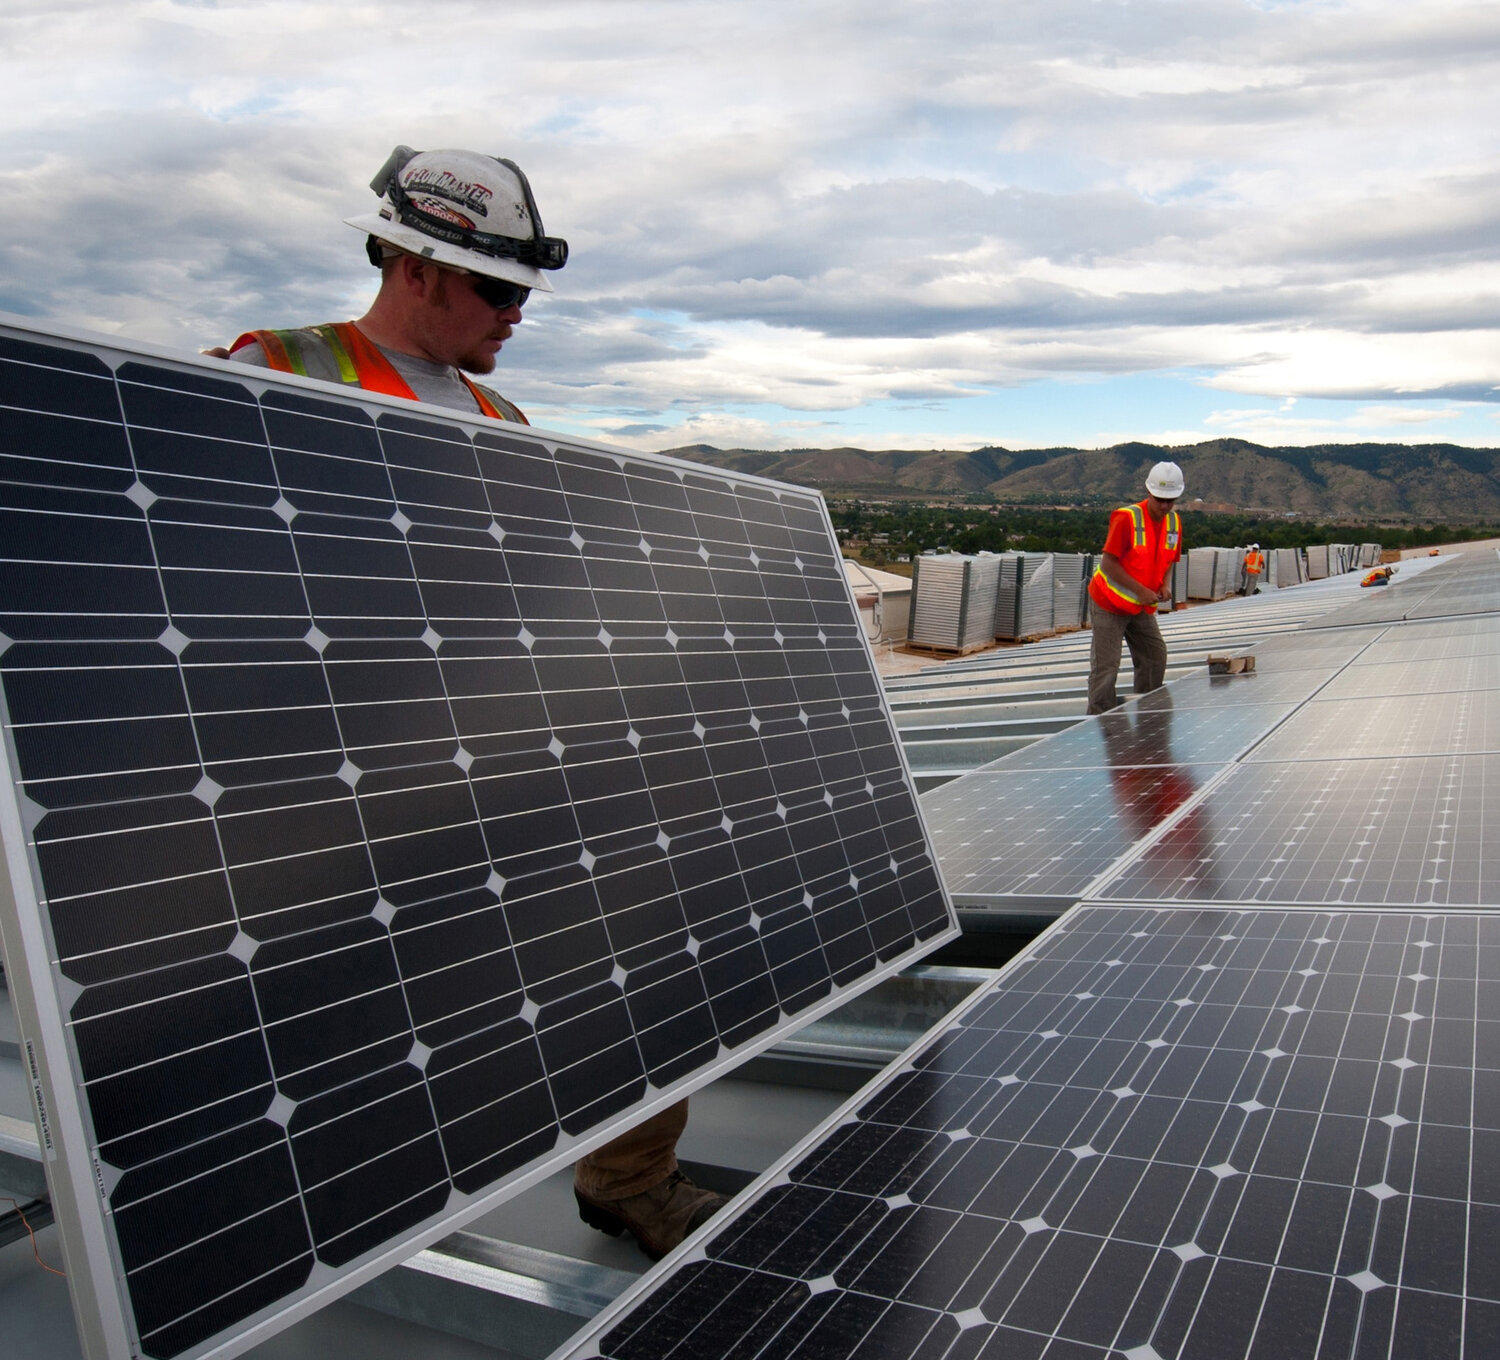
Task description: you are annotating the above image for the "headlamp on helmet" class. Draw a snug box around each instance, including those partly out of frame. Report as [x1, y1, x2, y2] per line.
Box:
[371, 146, 567, 271]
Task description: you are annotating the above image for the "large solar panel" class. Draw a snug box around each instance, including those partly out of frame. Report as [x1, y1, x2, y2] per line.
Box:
[559, 903, 1500, 1360]
[1246, 691, 1500, 763]
[1097, 756, 1500, 908]
[0, 321, 957, 1360]
[1317, 656, 1500, 702]
[551, 556, 1500, 1360]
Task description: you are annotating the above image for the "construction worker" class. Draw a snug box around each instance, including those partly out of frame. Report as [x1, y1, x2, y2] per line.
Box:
[225, 146, 724, 1261]
[226, 146, 562, 417]
[1242, 543, 1265, 595]
[1085, 462, 1185, 714]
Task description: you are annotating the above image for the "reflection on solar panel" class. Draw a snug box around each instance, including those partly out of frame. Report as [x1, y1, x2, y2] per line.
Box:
[1134, 670, 1340, 711]
[1098, 756, 1500, 908]
[922, 764, 1220, 907]
[561, 904, 1500, 1360]
[998, 703, 1297, 772]
[0, 323, 956, 1360]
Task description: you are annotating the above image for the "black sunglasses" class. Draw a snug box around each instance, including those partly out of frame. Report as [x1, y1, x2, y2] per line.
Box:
[469, 275, 531, 310]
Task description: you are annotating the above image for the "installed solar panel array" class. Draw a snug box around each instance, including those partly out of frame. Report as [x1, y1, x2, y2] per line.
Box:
[559, 553, 1500, 1360]
[0, 323, 956, 1360]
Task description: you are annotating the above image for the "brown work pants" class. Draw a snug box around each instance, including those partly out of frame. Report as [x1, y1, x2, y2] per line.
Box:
[1087, 606, 1168, 714]
[574, 1099, 688, 1201]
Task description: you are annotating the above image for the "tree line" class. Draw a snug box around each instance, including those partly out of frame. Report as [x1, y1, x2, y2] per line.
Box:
[830, 501, 1500, 568]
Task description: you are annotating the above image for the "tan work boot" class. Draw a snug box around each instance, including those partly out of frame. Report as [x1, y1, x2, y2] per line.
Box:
[575, 1169, 728, 1260]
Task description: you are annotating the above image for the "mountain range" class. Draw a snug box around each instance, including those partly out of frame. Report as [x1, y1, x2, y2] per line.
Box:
[659, 439, 1500, 522]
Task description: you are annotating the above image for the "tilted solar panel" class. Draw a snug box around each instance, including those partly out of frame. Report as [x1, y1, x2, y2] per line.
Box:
[558, 904, 1500, 1360]
[0, 321, 957, 1359]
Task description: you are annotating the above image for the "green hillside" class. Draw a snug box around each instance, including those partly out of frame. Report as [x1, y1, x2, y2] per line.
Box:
[661, 439, 1500, 522]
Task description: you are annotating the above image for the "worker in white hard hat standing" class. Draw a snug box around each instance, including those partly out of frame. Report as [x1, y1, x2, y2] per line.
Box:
[226, 146, 566, 419]
[1085, 462, 1186, 714]
[1243, 543, 1265, 595]
[224, 147, 725, 1261]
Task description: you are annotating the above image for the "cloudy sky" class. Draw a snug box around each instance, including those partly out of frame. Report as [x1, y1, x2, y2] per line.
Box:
[4, 0, 1499, 454]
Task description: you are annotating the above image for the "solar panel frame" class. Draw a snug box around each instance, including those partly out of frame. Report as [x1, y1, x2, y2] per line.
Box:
[0, 317, 958, 1360]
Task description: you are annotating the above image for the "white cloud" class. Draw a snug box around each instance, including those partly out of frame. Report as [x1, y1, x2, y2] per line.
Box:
[2, 0, 1500, 447]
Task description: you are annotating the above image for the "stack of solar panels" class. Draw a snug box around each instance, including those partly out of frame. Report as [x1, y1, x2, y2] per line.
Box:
[1217, 546, 1243, 596]
[908, 552, 1000, 651]
[1272, 546, 1307, 586]
[1163, 553, 1189, 609]
[1187, 547, 1241, 600]
[1306, 542, 1331, 578]
[1051, 553, 1089, 630]
[993, 552, 1053, 642]
[1018, 553, 1055, 639]
[1186, 545, 1219, 599]
[1359, 542, 1383, 567]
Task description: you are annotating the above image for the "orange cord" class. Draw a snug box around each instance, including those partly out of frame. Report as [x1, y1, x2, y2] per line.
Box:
[2, 1197, 66, 1277]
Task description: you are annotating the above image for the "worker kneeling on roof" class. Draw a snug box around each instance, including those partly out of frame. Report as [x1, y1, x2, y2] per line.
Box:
[1086, 462, 1186, 715]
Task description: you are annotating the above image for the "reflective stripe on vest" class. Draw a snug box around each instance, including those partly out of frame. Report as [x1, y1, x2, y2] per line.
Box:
[229, 322, 527, 423]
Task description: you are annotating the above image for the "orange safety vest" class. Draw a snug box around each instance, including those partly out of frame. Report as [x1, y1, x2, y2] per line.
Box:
[1088, 501, 1182, 615]
[1245, 550, 1265, 575]
[230, 322, 527, 423]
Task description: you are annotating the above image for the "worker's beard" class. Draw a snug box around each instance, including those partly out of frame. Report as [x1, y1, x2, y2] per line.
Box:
[426, 272, 505, 375]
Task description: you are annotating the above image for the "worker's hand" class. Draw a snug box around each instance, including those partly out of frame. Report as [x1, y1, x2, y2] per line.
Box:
[200, 346, 231, 360]
[1158, 586, 1171, 604]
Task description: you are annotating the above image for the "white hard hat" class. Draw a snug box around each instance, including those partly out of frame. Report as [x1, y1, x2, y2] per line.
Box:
[345, 146, 568, 291]
[1145, 461, 1185, 498]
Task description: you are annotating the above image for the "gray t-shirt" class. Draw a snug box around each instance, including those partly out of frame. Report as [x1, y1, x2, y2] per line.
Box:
[231, 328, 519, 418]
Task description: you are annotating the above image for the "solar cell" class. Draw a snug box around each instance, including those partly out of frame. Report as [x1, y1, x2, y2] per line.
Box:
[559, 904, 1500, 1360]
[1096, 756, 1500, 908]
[0, 323, 956, 1360]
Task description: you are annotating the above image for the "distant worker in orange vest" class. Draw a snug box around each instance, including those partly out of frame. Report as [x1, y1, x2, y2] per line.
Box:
[226, 145, 566, 420]
[223, 147, 725, 1260]
[1086, 462, 1185, 714]
[1242, 543, 1265, 595]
